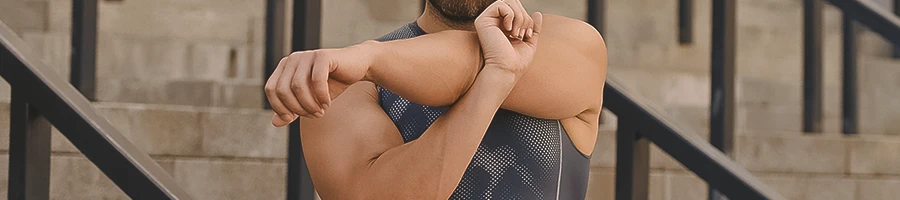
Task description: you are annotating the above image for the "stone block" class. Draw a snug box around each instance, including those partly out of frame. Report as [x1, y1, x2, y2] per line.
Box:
[96, 104, 206, 156]
[668, 173, 707, 200]
[164, 80, 218, 107]
[171, 159, 286, 200]
[198, 107, 287, 158]
[49, 156, 130, 200]
[758, 175, 854, 200]
[211, 80, 264, 109]
[585, 168, 615, 200]
[321, 0, 421, 48]
[96, 37, 191, 80]
[736, 135, 848, 173]
[98, 0, 257, 43]
[856, 179, 900, 200]
[0, 0, 49, 34]
[46, 0, 72, 32]
[849, 139, 900, 175]
[590, 131, 616, 168]
[20, 32, 71, 80]
[187, 43, 234, 80]
[88, 102, 287, 158]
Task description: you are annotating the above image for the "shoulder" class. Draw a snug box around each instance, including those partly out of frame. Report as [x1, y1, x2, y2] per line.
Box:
[541, 14, 607, 55]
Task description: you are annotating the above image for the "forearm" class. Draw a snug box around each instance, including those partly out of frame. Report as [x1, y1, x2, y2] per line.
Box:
[359, 67, 516, 199]
[362, 30, 483, 106]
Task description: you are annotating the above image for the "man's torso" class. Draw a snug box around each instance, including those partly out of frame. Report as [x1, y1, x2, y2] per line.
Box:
[375, 22, 589, 200]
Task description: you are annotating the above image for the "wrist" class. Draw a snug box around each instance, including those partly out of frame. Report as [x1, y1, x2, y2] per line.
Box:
[352, 40, 382, 82]
[478, 65, 520, 90]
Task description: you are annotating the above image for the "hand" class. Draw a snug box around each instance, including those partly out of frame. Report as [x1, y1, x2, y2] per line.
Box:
[265, 46, 373, 127]
[474, 0, 543, 77]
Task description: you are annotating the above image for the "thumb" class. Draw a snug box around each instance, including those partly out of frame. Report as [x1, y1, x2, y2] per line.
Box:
[524, 12, 543, 45]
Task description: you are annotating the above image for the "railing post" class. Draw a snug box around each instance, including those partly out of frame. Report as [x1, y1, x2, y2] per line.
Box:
[287, 0, 321, 199]
[615, 120, 649, 200]
[842, 15, 859, 134]
[588, 0, 605, 34]
[264, 0, 288, 109]
[894, 0, 899, 58]
[679, 0, 694, 44]
[71, 0, 98, 100]
[8, 89, 52, 200]
[803, 0, 824, 133]
[709, 0, 736, 199]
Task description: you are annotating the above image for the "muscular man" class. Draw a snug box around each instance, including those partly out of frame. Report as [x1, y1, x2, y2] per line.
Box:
[265, 0, 607, 199]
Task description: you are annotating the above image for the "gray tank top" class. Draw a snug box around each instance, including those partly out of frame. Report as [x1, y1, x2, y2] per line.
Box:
[376, 22, 590, 200]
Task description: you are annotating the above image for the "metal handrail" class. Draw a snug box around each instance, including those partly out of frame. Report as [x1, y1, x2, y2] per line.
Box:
[0, 20, 192, 199]
[604, 78, 785, 200]
[829, 0, 900, 45]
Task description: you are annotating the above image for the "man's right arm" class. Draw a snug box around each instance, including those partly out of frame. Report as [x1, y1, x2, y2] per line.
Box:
[302, 65, 518, 199]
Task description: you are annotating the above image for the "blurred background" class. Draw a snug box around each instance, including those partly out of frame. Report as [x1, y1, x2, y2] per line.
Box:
[0, 0, 899, 199]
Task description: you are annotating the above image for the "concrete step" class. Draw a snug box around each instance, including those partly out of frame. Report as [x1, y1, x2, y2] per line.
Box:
[588, 112, 900, 200]
[0, 101, 895, 199]
[0, 102, 287, 199]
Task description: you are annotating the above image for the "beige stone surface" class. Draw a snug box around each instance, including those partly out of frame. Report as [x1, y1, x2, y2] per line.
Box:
[0, 154, 285, 200]
[856, 179, 900, 200]
[0, 0, 48, 35]
[759, 175, 855, 200]
[668, 173, 707, 200]
[172, 158, 286, 200]
[0, 102, 287, 159]
[736, 134, 848, 173]
[850, 139, 900, 175]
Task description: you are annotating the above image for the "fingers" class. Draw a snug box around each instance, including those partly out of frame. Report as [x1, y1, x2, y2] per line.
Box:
[311, 53, 333, 112]
[277, 53, 309, 116]
[290, 51, 325, 118]
[524, 12, 543, 45]
[266, 57, 300, 127]
[500, 0, 533, 40]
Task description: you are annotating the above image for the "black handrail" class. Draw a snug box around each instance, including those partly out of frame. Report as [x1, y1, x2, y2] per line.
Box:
[604, 79, 785, 200]
[0, 20, 192, 200]
[829, 0, 900, 47]
[823, 0, 900, 134]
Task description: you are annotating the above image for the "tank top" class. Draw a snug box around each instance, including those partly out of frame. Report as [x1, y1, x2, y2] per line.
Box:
[375, 22, 590, 200]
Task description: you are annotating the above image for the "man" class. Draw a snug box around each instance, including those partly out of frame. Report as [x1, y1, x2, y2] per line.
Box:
[265, 0, 607, 199]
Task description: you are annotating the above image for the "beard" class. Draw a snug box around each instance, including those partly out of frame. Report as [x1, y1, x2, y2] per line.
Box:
[427, 0, 495, 22]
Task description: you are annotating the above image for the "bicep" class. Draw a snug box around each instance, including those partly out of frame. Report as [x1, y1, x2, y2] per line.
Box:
[502, 17, 607, 120]
[299, 81, 403, 199]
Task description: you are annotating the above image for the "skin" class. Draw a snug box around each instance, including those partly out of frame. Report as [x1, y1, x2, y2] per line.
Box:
[264, 0, 607, 199]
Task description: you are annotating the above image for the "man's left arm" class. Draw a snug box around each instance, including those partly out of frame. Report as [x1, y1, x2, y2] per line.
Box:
[362, 14, 607, 120]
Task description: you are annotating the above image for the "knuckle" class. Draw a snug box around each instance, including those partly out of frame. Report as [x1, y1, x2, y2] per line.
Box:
[290, 81, 305, 91]
[276, 87, 292, 99]
[265, 84, 276, 93]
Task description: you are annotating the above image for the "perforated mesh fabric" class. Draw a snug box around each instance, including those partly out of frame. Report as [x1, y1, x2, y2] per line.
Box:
[374, 22, 589, 200]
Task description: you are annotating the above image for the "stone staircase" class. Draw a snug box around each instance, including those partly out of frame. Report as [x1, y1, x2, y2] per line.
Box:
[0, 0, 899, 199]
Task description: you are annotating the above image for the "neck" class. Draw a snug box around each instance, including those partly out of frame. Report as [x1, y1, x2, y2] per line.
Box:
[416, 2, 475, 33]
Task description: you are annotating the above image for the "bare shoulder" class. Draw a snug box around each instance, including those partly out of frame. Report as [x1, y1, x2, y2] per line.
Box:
[542, 14, 606, 49]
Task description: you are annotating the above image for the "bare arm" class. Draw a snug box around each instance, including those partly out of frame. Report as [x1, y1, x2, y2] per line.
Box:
[304, 66, 516, 199]
[363, 14, 607, 120]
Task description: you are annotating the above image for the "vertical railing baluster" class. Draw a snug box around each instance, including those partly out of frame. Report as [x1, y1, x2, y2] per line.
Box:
[614, 120, 649, 200]
[588, 0, 605, 34]
[8, 89, 52, 200]
[709, 0, 736, 199]
[894, 0, 899, 58]
[71, 0, 98, 100]
[287, 0, 321, 200]
[264, 0, 287, 109]
[679, 0, 694, 44]
[803, 0, 824, 133]
[842, 16, 859, 134]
